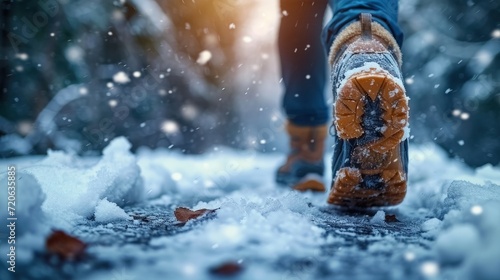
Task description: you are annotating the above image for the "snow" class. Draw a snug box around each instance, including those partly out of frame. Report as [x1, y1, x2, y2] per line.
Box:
[136, 148, 177, 199]
[112, 71, 131, 84]
[402, 124, 411, 140]
[0, 137, 144, 232]
[0, 138, 499, 279]
[94, 198, 131, 223]
[160, 120, 179, 134]
[370, 210, 386, 225]
[421, 218, 442, 233]
[196, 50, 212, 65]
[0, 172, 45, 235]
[435, 224, 480, 264]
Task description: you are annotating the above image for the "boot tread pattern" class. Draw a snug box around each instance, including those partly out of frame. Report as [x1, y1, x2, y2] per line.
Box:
[329, 69, 408, 207]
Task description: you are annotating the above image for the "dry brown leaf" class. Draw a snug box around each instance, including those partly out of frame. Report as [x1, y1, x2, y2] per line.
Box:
[385, 214, 400, 223]
[174, 207, 217, 223]
[210, 262, 243, 276]
[46, 230, 87, 260]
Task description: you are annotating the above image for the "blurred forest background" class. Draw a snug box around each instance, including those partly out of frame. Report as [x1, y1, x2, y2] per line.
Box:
[0, 0, 499, 167]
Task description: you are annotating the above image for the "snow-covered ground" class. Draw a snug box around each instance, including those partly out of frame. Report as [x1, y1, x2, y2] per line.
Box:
[0, 137, 499, 280]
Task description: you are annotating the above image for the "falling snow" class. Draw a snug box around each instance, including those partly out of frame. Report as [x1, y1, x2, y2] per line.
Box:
[196, 50, 212, 65]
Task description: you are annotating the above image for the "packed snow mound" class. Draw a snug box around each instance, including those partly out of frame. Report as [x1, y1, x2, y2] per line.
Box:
[192, 191, 325, 255]
[73, 137, 145, 217]
[0, 172, 45, 236]
[136, 147, 177, 199]
[435, 224, 480, 265]
[423, 181, 500, 279]
[6, 137, 145, 229]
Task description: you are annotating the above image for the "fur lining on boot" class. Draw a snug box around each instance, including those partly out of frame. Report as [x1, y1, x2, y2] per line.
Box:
[328, 21, 402, 67]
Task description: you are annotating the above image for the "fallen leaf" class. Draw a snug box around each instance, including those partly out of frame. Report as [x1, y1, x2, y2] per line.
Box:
[385, 214, 400, 223]
[46, 230, 87, 260]
[174, 207, 217, 223]
[210, 262, 243, 276]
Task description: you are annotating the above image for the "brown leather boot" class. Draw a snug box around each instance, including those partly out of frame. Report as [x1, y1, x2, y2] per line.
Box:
[328, 13, 409, 207]
[276, 122, 327, 192]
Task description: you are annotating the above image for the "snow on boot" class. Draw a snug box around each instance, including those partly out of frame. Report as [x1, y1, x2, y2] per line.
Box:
[276, 122, 327, 192]
[328, 13, 409, 207]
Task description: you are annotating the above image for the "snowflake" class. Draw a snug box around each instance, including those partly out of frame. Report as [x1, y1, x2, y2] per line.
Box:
[111, 267, 135, 280]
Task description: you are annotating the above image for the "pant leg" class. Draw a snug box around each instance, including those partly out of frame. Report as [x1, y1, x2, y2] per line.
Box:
[279, 0, 329, 126]
[323, 0, 403, 49]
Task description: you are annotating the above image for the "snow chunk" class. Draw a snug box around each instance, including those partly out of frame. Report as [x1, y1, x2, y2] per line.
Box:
[0, 134, 32, 154]
[137, 148, 177, 199]
[444, 181, 500, 210]
[436, 224, 480, 264]
[402, 125, 411, 141]
[370, 210, 386, 225]
[189, 190, 325, 257]
[475, 164, 500, 185]
[421, 218, 442, 233]
[424, 180, 500, 278]
[0, 172, 46, 236]
[73, 137, 144, 217]
[95, 198, 131, 223]
[13, 137, 144, 229]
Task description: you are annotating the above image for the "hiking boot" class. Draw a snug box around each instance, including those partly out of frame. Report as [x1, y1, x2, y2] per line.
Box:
[328, 13, 409, 207]
[276, 122, 327, 192]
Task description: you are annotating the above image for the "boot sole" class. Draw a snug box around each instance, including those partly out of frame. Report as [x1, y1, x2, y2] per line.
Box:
[293, 174, 326, 192]
[328, 69, 408, 207]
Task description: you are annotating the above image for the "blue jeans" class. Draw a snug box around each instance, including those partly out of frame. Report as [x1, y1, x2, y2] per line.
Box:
[279, 0, 404, 126]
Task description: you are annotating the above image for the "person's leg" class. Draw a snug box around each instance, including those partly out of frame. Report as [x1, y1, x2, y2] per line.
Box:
[324, 1, 409, 207]
[276, 0, 329, 192]
[278, 0, 328, 126]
